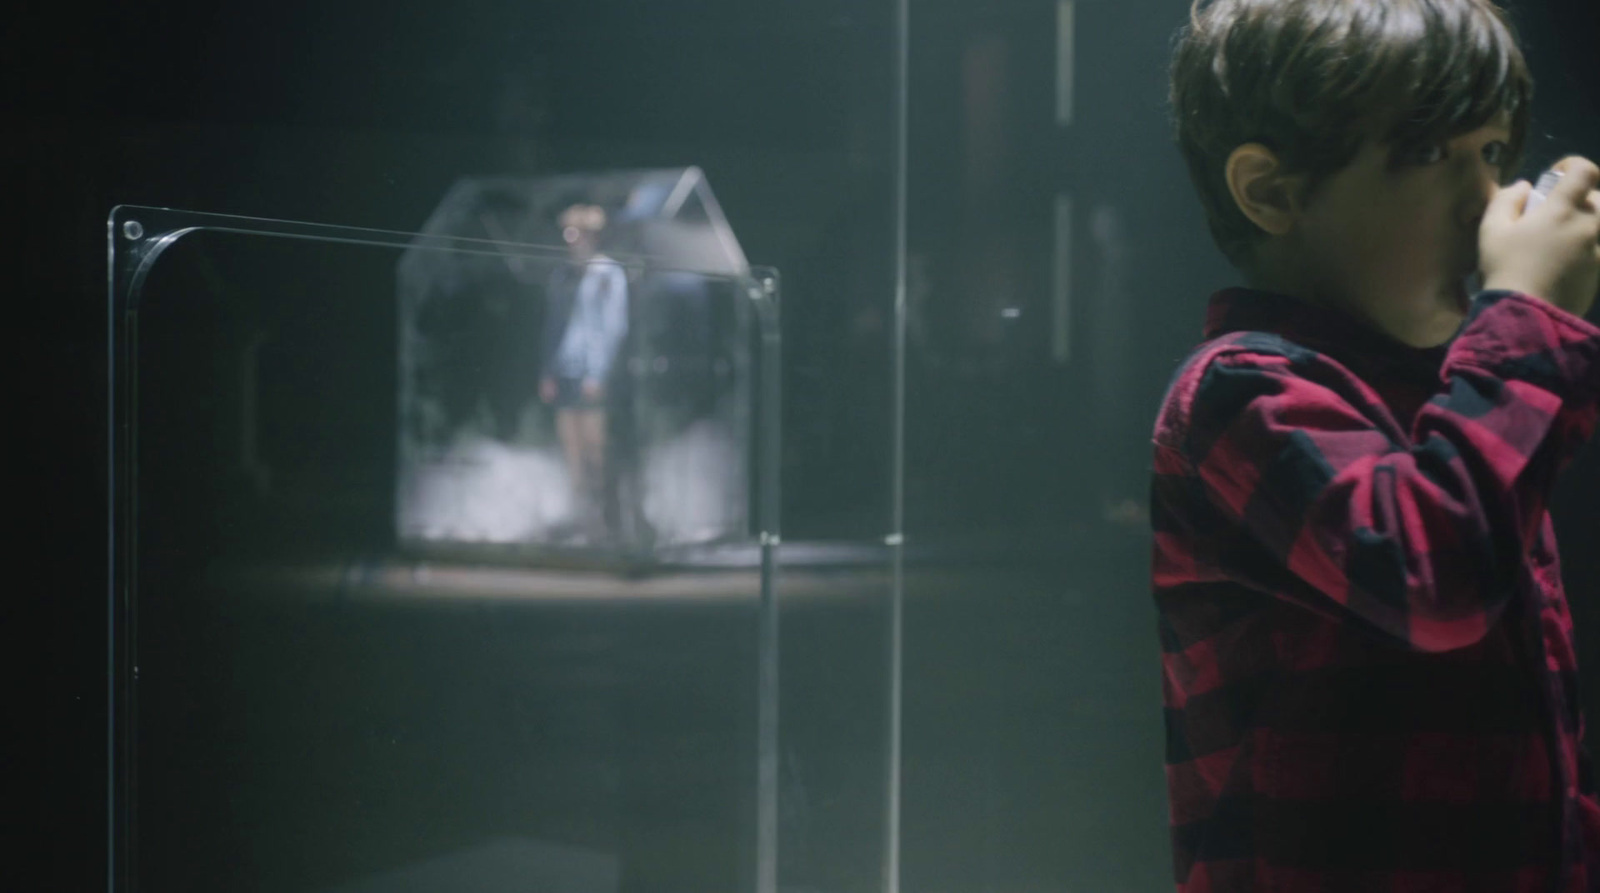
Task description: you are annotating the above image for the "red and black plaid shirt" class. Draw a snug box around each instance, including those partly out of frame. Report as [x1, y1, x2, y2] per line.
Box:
[1151, 287, 1600, 892]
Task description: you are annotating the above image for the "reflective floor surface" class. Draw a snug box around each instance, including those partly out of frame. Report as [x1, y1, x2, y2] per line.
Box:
[129, 534, 1167, 893]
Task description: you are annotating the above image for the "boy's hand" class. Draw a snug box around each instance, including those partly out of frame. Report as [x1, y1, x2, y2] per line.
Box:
[1480, 156, 1600, 319]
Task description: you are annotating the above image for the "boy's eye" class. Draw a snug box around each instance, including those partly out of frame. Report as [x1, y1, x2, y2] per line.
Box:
[1481, 141, 1510, 168]
[1407, 143, 1448, 165]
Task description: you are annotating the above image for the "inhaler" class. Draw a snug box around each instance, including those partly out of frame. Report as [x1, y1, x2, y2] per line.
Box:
[1525, 169, 1566, 212]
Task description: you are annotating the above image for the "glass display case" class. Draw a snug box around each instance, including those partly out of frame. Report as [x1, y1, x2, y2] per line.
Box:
[394, 169, 755, 562]
[108, 203, 783, 893]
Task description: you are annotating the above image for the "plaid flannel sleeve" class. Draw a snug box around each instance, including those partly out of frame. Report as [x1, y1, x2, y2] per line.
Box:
[1179, 291, 1600, 652]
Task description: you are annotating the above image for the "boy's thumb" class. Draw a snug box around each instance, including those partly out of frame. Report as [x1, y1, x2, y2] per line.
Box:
[1488, 180, 1533, 222]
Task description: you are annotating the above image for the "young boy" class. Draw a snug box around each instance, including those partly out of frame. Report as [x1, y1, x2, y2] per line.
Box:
[541, 203, 629, 542]
[1156, 1, 1600, 890]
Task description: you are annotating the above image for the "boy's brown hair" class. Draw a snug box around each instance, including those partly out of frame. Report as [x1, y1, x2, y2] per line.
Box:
[1170, 0, 1534, 269]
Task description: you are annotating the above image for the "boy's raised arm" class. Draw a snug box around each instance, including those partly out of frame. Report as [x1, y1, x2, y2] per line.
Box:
[1159, 292, 1600, 652]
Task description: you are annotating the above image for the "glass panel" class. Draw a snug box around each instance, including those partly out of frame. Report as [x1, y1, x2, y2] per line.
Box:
[896, 2, 1190, 890]
[109, 204, 781, 893]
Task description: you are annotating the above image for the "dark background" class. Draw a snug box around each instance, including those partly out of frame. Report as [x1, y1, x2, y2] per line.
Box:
[13, 0, 1600, 889]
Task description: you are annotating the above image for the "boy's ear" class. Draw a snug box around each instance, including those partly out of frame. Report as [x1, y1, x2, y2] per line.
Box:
[1225, 143, 1303, 236]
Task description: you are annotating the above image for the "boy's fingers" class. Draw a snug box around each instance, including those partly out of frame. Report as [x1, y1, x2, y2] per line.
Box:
[1550, 156, 1600, 200]
[1488, 180, 1533, 221]
[1550, 155, 1598, 176]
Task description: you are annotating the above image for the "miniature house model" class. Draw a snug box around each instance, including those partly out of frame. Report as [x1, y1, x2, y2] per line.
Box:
[395, 168, 756, 558]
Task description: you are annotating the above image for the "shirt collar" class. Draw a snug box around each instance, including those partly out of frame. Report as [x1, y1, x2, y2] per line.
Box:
[1202, 286, 1450, 384]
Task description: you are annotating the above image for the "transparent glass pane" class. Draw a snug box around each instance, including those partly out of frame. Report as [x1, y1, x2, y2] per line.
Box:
[896, 2, 1173, 890]
[110, 205, 780, 893]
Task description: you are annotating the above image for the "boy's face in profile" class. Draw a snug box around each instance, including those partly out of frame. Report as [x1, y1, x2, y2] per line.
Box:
[1283, 117, 1515, 347]
[561, 205, 603, 262]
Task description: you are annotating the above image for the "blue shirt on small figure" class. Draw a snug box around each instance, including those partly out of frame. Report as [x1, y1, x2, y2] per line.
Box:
[546, 256, 629, 384]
